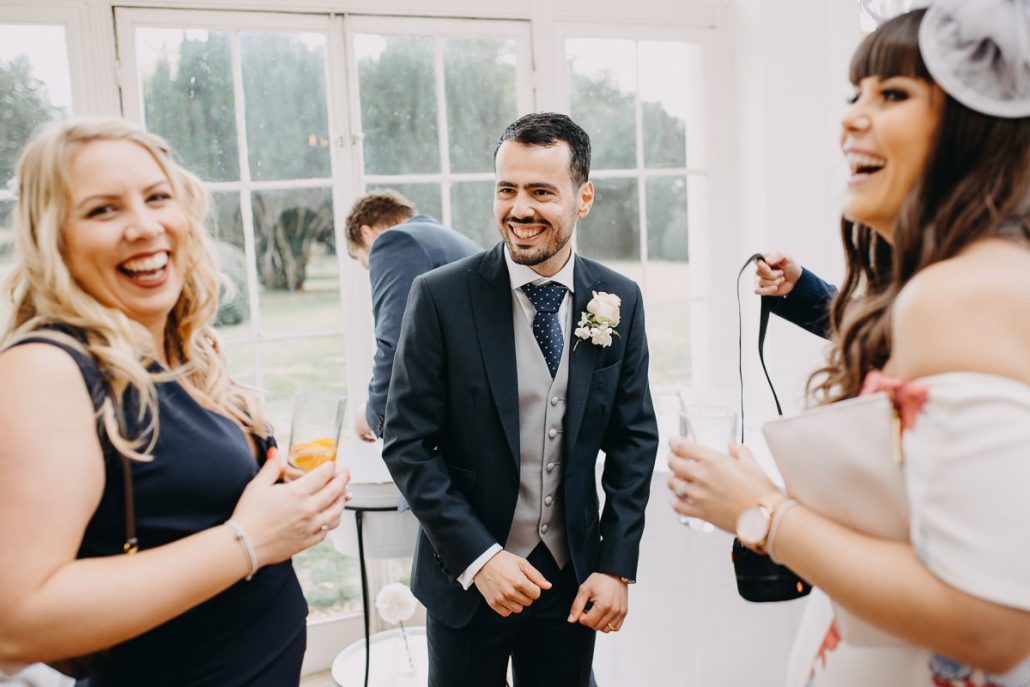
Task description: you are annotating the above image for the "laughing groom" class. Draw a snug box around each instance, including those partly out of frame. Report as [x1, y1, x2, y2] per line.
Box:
[382, 113, 659, 686]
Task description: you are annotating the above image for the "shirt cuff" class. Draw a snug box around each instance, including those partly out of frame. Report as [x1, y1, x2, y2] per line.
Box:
[457, 544, 502, 590]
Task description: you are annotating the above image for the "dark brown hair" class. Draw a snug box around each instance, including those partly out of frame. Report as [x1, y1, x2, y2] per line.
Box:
[494, 112, 592, 189]
[810, 9, 1030, 402]
[344, 189, 417, 255]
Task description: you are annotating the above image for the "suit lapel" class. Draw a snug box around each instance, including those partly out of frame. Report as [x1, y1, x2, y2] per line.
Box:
[564, 255, 604, 454]
[470, 244, 520, 466]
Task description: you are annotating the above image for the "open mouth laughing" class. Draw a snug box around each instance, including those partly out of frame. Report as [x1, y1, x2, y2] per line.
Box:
[118, 250, 170, 285]
[845, 150, 886, 182]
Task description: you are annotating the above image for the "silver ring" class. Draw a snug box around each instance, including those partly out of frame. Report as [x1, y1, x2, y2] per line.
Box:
[673, 481, 689, 498]
[319, 516, 329, 532]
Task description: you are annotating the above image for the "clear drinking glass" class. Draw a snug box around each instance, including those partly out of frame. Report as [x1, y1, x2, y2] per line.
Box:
[287, 392, 344, 473]
[677, 401, 740, 531]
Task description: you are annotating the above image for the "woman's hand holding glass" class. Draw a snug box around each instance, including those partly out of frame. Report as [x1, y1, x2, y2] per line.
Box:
[229, 447, 349, 569]
[667, 439, 778, 534]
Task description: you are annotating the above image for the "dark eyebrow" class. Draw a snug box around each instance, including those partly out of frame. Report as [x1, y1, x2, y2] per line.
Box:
[494, 180, 560, 193]
[75, 179, 170, 211]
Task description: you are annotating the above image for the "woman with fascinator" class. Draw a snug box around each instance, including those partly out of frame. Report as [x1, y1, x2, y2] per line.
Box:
[668, 2, 1030, 685]
[0, 119, 347, 685]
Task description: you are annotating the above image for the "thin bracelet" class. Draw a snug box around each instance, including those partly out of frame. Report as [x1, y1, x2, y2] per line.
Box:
[224, 520, 258, 581]
[767, 498, 800, 565]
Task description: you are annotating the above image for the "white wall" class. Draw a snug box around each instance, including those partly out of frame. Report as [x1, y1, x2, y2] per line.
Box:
[730, 0, 863, 422]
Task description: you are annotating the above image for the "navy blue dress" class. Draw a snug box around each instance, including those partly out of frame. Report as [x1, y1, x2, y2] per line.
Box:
[17, 335, 307, 686]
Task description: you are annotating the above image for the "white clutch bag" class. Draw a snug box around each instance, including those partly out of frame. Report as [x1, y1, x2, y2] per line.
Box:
[761, 391, 908, 646]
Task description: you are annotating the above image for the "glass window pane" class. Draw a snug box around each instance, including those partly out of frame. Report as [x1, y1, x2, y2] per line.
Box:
[0, 200, 15, 327]
[293, 539, 360, 619]
[137, 28, 240, 182]
[241, 32, 330, 181]
[260, 337, 347, 440]
[222, 342, 257, 386]
[366, 182, 442, 221]
[208, 191, 250, 332]
[0, 24, 71, 184]
[577, 177, 639, 261]
[645, 177, 690, 383]
[567, 39, 636, 170]
[639, 42, 688, 169]
[450, 181, 497, 248]
[251, 188, 342, 334]
[444, 38, 517, 173]
[646, 177, 688, 261]
[356, 35, 439, 175]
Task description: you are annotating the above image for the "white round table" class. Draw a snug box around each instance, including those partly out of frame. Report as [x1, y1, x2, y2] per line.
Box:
[331, 627, 428, 687]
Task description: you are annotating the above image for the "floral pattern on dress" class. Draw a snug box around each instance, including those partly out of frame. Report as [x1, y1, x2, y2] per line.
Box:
[806, 620, 843, 686]
[930, 654, 1030, 687]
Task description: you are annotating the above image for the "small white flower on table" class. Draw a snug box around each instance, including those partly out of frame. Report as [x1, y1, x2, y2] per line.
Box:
[375, 582, 418, 672]
[575, 290, 621, 350]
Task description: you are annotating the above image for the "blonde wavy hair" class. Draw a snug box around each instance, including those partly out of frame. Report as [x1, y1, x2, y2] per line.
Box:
[2, 117, 268, 460]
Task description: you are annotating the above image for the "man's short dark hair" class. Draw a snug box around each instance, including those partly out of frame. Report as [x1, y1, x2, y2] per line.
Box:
[493, 113, 591, 189]
[344, 189, 417, 255]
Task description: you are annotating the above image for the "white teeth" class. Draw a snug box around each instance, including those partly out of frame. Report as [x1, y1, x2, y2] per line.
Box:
[845, 152, 886, 173]
[121, 252, 169, 273]
[511, 225, 545, 240]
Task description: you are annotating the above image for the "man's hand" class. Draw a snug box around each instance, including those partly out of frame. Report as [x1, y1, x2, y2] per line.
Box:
[567, 573, 628, 633]
[755, 251, 803, 297]
[353, 401, 376, 442]
[473, 550, 552, 617]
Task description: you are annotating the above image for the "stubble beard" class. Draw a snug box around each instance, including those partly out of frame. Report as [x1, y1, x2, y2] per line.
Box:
[501, 219, 574, 267]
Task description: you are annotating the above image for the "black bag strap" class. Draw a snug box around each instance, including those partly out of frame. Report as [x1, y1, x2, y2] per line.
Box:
[102, 378, 138, 555]
[737, 254, 783, 442]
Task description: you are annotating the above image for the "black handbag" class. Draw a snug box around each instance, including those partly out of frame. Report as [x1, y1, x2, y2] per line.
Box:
[730, 254, 812, 603]
[46, 384, 137, 678]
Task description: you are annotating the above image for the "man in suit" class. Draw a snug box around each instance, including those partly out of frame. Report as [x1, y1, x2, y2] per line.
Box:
[382, 113, 659, 686]
[344, 189, 481, 440]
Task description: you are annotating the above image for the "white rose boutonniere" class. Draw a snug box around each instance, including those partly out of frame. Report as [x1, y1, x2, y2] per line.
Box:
[574, 290, 621, 350]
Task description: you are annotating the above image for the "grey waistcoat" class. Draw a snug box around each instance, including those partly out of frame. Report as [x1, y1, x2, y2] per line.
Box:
[505, 303, 571, 568]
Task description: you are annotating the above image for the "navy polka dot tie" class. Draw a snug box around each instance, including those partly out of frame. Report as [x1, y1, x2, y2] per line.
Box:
[521, 282, 568, 378]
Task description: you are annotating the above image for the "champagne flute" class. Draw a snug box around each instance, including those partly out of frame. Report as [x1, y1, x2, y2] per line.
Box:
[677, 400, 740, 531]
[287, 392, 344, 473]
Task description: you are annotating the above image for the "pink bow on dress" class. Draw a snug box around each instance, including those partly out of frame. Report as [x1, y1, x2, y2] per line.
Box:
[860, 371, 929, 431]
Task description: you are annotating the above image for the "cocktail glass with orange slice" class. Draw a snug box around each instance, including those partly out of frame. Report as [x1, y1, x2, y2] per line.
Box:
[287, 392, 344, 473]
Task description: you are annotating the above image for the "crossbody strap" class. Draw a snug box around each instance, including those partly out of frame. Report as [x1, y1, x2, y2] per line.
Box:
[103, 380, 138, 555]
[737, 254, 784, 443]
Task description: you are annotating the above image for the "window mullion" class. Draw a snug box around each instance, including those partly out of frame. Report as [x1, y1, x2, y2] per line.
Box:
[434, 34, 452, 226]
[633, 43, 649, 302]
[229, 30, 263, 385]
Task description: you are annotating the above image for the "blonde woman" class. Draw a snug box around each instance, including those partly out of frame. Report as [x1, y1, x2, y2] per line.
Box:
[0, 118, 347, 686]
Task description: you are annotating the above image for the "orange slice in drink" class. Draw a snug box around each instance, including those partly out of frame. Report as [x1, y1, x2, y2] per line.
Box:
[288, 436, 337, 472]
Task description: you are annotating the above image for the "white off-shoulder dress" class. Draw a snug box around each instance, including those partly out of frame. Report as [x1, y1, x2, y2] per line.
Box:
[786, 373, 1030, 687]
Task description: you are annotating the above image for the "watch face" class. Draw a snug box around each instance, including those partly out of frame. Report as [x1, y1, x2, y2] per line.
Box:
[736, 508, 769, 546]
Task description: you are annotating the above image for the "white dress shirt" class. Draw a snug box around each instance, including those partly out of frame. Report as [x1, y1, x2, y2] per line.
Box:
[455, 246, 577, 589]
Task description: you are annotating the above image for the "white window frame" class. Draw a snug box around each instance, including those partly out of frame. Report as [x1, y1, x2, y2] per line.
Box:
[114, 7, 373, 416]
[343, 15, 534, 228]
[114, 8, 366, 673]
[554, 23, 734, 389]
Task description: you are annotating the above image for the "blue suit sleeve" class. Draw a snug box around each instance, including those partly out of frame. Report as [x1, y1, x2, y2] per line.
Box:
[381, 276, 498, 577]
[597, 284, 660, 580]
[769, 268, 838, 339]
[365, 231, 434, 437]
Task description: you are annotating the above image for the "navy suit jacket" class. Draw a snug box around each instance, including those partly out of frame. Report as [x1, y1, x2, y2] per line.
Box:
[381, 243, 659, 628]
[364, 215, 481, 437]
[768, 268, 837, 339]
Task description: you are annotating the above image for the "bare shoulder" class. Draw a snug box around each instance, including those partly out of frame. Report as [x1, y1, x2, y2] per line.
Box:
[891, 240, 1030, 382]
[0, 340, 105, 492]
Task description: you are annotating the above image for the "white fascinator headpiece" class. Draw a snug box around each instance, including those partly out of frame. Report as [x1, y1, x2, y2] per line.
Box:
[919, 0, 1030, 118]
